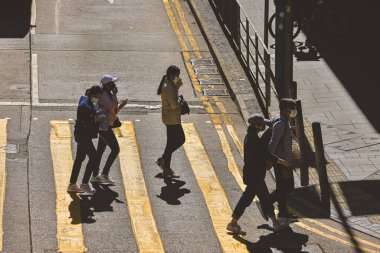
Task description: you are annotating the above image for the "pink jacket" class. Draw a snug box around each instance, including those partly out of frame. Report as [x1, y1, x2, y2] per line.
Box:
[98, 91, 118, 126]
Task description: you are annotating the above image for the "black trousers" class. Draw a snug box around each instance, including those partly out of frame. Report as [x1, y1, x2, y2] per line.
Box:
[162, 124, 186, 169]
[70, 138, 97, 184]
[269, 164, 295, 217]
[93, 128, 120, 177]
[232, 181, 275, 220]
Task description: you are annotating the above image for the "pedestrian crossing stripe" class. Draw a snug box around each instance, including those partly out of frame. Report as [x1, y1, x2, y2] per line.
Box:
[50, 121, 88, 252]
[182, 123, 248, 252]
[0, 119, 8, 251]
[115, 122, 165, 252]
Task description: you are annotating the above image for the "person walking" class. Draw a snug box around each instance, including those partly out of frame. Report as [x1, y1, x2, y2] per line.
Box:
[268, 98, 298, 222]
[155, 66, 185, 178]
[227, 114, 291, 233]
[91, 74, 127, 186]
[67, 85, 102, 195]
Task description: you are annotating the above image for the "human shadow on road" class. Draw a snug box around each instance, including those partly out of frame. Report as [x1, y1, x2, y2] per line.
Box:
[155, 174, 191, 205]
[68, 185, 124, 224]
[0, 0, 32, 38]
[233, 227, 309, 253]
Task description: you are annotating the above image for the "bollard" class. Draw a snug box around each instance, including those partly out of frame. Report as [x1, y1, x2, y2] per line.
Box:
[294, 99, 309, 186]
[312, 122, 331, 214]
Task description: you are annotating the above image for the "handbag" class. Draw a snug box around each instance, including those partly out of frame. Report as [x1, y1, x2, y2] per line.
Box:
[179, 95, 190, 115]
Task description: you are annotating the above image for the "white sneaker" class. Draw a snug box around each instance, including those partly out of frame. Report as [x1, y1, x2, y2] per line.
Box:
[255, 200, 268, 221]
[79, 183, 96, 196]
[90, 175, 108, 184]
[67, 183, 84, 193]
[101, 175, 116, 185]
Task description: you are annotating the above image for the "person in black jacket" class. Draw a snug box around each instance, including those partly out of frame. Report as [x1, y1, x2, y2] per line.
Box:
[227, 114, 291, 233]
[67, 85, 102, 195]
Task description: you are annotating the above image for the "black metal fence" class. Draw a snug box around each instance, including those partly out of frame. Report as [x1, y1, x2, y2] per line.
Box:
[210, 0, 277, 110]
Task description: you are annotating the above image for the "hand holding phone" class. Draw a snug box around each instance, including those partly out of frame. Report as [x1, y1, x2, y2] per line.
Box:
[118, 99, 128, 110]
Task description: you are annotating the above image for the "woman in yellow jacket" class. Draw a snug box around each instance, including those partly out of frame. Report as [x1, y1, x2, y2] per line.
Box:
[155, 66, 185, 177]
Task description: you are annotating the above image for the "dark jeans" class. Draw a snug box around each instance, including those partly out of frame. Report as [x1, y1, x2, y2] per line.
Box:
[269, 164, 295, 217]
[232, 181, 275, 220]
[70, 138, 97, 184]
[93, 128, 120, 177]
[162, 124, 185, 169]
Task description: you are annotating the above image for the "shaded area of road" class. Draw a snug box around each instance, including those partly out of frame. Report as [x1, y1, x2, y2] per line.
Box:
[0, 0, 31, 38]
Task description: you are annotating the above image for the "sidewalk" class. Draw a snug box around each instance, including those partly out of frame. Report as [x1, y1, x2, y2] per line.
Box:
[187, 0, 380, 238]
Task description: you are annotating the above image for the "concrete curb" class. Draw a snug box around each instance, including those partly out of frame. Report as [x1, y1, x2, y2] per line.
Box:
[185, 0, 380, 240]
[185, 0, 250, 126]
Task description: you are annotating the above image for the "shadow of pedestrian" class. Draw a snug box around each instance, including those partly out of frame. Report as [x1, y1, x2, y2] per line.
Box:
[0, 0, 32, 38]
[155, 174, 191, 205]
[233, 227, 309, 253]
[68, 185, 124, 224]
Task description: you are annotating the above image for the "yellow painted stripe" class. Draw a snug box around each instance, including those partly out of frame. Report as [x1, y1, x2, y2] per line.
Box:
[171, 0, 202, 58]
[182, 123, 248, 253]
[214, 99, 244, 156]
[296, 222, 379, 253]
[50, 120, 87, 252]
[115, 122, 165, 253]
[0, 119, 7, 251]
[162, 0, 189, 52]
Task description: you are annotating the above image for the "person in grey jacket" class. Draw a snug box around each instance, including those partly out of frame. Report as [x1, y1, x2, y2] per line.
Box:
[155, 66, 185, 177]
[268, 98, 297, 222]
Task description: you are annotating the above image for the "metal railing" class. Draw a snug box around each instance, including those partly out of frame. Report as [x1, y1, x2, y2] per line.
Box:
[210, 0, 277, 110]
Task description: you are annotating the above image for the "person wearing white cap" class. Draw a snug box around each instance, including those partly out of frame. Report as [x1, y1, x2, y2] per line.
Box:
[227, 114, 291, 234]
[90, 74, 127, 186]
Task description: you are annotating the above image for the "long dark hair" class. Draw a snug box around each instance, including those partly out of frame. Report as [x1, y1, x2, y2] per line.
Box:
[85, 85, 102, 97]
[157, 65, 180, 95]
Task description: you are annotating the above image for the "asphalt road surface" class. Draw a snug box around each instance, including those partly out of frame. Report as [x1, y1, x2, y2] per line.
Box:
[0, 0, 379, 252]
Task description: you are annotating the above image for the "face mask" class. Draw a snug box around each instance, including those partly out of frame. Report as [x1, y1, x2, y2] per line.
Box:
[290, 109, 297, 118]
[173, 76, 180, 84]
[91, 97, 99, 104]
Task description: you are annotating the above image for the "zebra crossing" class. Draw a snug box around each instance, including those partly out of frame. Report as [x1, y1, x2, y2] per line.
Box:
[0, 118, 248, 252]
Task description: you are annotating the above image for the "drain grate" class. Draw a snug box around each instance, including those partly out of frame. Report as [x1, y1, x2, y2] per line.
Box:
[198, 78, 224, 85]
[194, 68, 219, 75]
[203, 89, 229, 96]
[190, 59, 215, 66]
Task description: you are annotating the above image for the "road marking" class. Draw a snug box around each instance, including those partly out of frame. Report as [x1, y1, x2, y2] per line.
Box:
[115, 122, 165, 253]
[0, 119, 7, 251]
[31, 0, 36, 34]
[171, 0, 202, 58]
[31, 54, 39, 106]
[163, 0, 189, 52]
[50, 121, 87, 252]
[107, 0, 115, 3]
[296, 222, 379, 253]
[183, 123, 248, 253]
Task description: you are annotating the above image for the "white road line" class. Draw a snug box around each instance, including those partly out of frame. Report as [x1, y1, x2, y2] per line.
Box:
[107, 0, 115, 4]
[31, 54, 39, 106]
[31, 0, 36, 34]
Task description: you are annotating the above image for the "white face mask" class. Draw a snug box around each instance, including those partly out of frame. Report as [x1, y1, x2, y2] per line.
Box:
[290, 109, 297, 118]
[91, 97, 99, 104]
[173, 76, 180, 84]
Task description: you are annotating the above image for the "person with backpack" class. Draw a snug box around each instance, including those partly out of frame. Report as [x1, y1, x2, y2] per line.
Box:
[227, 114, 291, 234]
[155, 66, 186, 178]
[91, 75, 127, 186]
[67, 85, 102, 195]
[268, 98, 298, 223]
